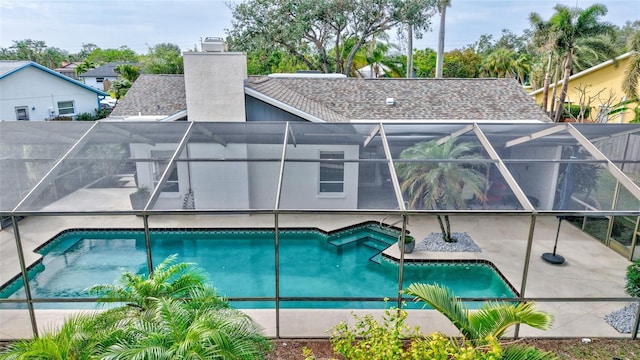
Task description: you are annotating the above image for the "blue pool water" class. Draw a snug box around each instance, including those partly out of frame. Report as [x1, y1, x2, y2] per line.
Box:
[0, 224, 517, 309]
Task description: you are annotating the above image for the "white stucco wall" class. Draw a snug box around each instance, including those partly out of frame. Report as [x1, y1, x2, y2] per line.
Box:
[82, 76, 117, 91]
[130, 143, 359, 210]
[183, 52, 247, 122]
[508, 145, 561, 209]
[0, 66, 101, 121]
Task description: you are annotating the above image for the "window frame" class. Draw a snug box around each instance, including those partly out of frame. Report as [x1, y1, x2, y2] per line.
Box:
[57, 100, 75, 115]
[15, 106, 29, 121]
[318, 150, 345, 196]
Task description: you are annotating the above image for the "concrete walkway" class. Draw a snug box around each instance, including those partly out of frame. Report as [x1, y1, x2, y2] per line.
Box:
[0, 212, 635, 339]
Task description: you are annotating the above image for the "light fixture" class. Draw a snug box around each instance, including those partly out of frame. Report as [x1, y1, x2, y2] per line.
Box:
[31, 106, 36, 111]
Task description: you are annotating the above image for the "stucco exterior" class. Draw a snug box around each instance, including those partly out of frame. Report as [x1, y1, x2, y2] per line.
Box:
[183, 52, 247, 122]
[0, 62, 107, 121]
[530, 52, 638, 123]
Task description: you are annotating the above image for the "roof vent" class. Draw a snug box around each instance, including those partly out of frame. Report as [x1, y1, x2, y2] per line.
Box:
[201, 37, 226, 52]
[386, 98, 395, 106]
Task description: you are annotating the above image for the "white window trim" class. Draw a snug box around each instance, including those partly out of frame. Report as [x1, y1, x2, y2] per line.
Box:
[57, 100, 75, 115]
[318, 150, 345, 198]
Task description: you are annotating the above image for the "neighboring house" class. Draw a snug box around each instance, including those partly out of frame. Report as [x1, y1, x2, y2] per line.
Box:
[530, 52, 638, 123]
[53, 62, 81, 80]
[79, 62, 135, 91]
[0, 61, 109, 121]
[109, 74, 187, 121]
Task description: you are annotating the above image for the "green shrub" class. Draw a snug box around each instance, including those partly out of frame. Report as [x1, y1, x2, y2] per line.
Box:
[95, 107, 112, 119]
[626, 258, 640, 298]
[75, 112, 96, 121]
[561, 104, 591, 120]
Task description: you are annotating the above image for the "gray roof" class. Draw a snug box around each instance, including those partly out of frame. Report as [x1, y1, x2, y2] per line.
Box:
[80, 62, 135, 77]
[0, 61, 31, 76]
[245, 77, 550, 122]
[110, 74, 186, 116]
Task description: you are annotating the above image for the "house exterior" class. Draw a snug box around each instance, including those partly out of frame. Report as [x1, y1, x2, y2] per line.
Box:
[0, 61, 109, 121]
[79, 62, 134, 91]
[53, 62, 81, 80]
[112, 51, 550, 123]
[530, 52, 638, 123]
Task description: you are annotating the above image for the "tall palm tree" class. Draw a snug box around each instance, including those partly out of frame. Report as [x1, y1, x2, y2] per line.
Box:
[622, 29, 640, 100]
[395, 139, 487, 243]
[404, 283, 555, 358]
[544, 4, 616, 122]
[435, 0, 451, 78]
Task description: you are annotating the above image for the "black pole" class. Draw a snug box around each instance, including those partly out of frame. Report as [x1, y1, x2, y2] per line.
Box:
[542, 217, 565, 264]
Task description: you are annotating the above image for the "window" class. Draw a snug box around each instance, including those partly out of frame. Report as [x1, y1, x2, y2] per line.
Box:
[57, 101, 75, 115]
[96, 77, 104, 83]
[319, 151, 344, 194]
[15, 106, 29, 121]
[151, 151, 179, 193]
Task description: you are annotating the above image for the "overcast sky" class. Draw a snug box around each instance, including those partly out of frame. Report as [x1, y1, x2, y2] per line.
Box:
[1, 0, 638, 55]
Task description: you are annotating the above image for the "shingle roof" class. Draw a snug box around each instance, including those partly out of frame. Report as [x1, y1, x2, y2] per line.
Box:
[110, 74, 186, 116]
[80, 62, 135, 77]
[245, 77, 550, 122]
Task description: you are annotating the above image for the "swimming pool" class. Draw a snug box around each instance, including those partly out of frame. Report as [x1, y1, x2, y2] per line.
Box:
[0, 223, 517, 309]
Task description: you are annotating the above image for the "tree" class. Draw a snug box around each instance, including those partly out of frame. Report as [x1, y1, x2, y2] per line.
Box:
[108, 78, 132, 102]
[144, 43, 184, 74]
[395, 139, 487, 242]
[86, 46, 139, 64]
[404, 283, 555, 358]
[114, 63, 141, 82]
[622, 29, 640, 100]
[532, 4, 616, 122]
[481, 47, 530, 84]
[228, 0, 437, 76]
[435, 0, 451, 78]
[0, 256, 272, 359]
[89, 254, 224, 310]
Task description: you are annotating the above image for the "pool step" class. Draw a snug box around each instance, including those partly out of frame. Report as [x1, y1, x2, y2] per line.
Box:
[362, 239, 391, 251]
[369, 253, 384, 264]
[327, 233, 368, 247]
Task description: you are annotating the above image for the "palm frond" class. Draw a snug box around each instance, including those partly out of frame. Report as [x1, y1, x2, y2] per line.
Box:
[502, 344, 558, 360]
[404, 283, 475, 340]
[469, 301, 554, 339]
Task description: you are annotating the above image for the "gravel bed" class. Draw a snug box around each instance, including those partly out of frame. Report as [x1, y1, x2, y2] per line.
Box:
[605, 302, 639, 334]
[414, 232, 481, 252]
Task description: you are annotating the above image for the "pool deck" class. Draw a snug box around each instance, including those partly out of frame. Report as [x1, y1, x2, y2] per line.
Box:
[0, 212, 636, 339]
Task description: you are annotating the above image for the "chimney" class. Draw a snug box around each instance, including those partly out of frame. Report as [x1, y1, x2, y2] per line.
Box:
[183, 39, 247, 122]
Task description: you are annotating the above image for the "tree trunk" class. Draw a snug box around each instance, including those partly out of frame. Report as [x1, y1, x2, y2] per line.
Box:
[444, 215, 453, 242]
[549, 59, 561, 118]
[406, 25, 413, 78]
[436, 215, 448, 242]
[435, 5, 447, 78]
[541, 53, 552, 114]
[554, 48, 573, 122]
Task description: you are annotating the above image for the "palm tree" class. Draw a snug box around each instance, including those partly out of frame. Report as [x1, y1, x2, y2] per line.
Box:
[96, 297, 271, 359]
[395, 140, 487, 243]
[622, 29, 640, 100]
[404, 283, 556, 358]
[2, 255, 271, 360]
[435, 0, 451, 78]
[89, 254, 226, 310]
[481, 47, 530, 84]
[542, 4, 616, 122]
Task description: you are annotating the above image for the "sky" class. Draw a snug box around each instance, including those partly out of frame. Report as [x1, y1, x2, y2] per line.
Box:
[1, 0, 638, 55]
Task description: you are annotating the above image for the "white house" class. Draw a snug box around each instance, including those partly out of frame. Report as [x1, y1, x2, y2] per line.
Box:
[0, 61, 109, 121]
[79, 62, 132, 91]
